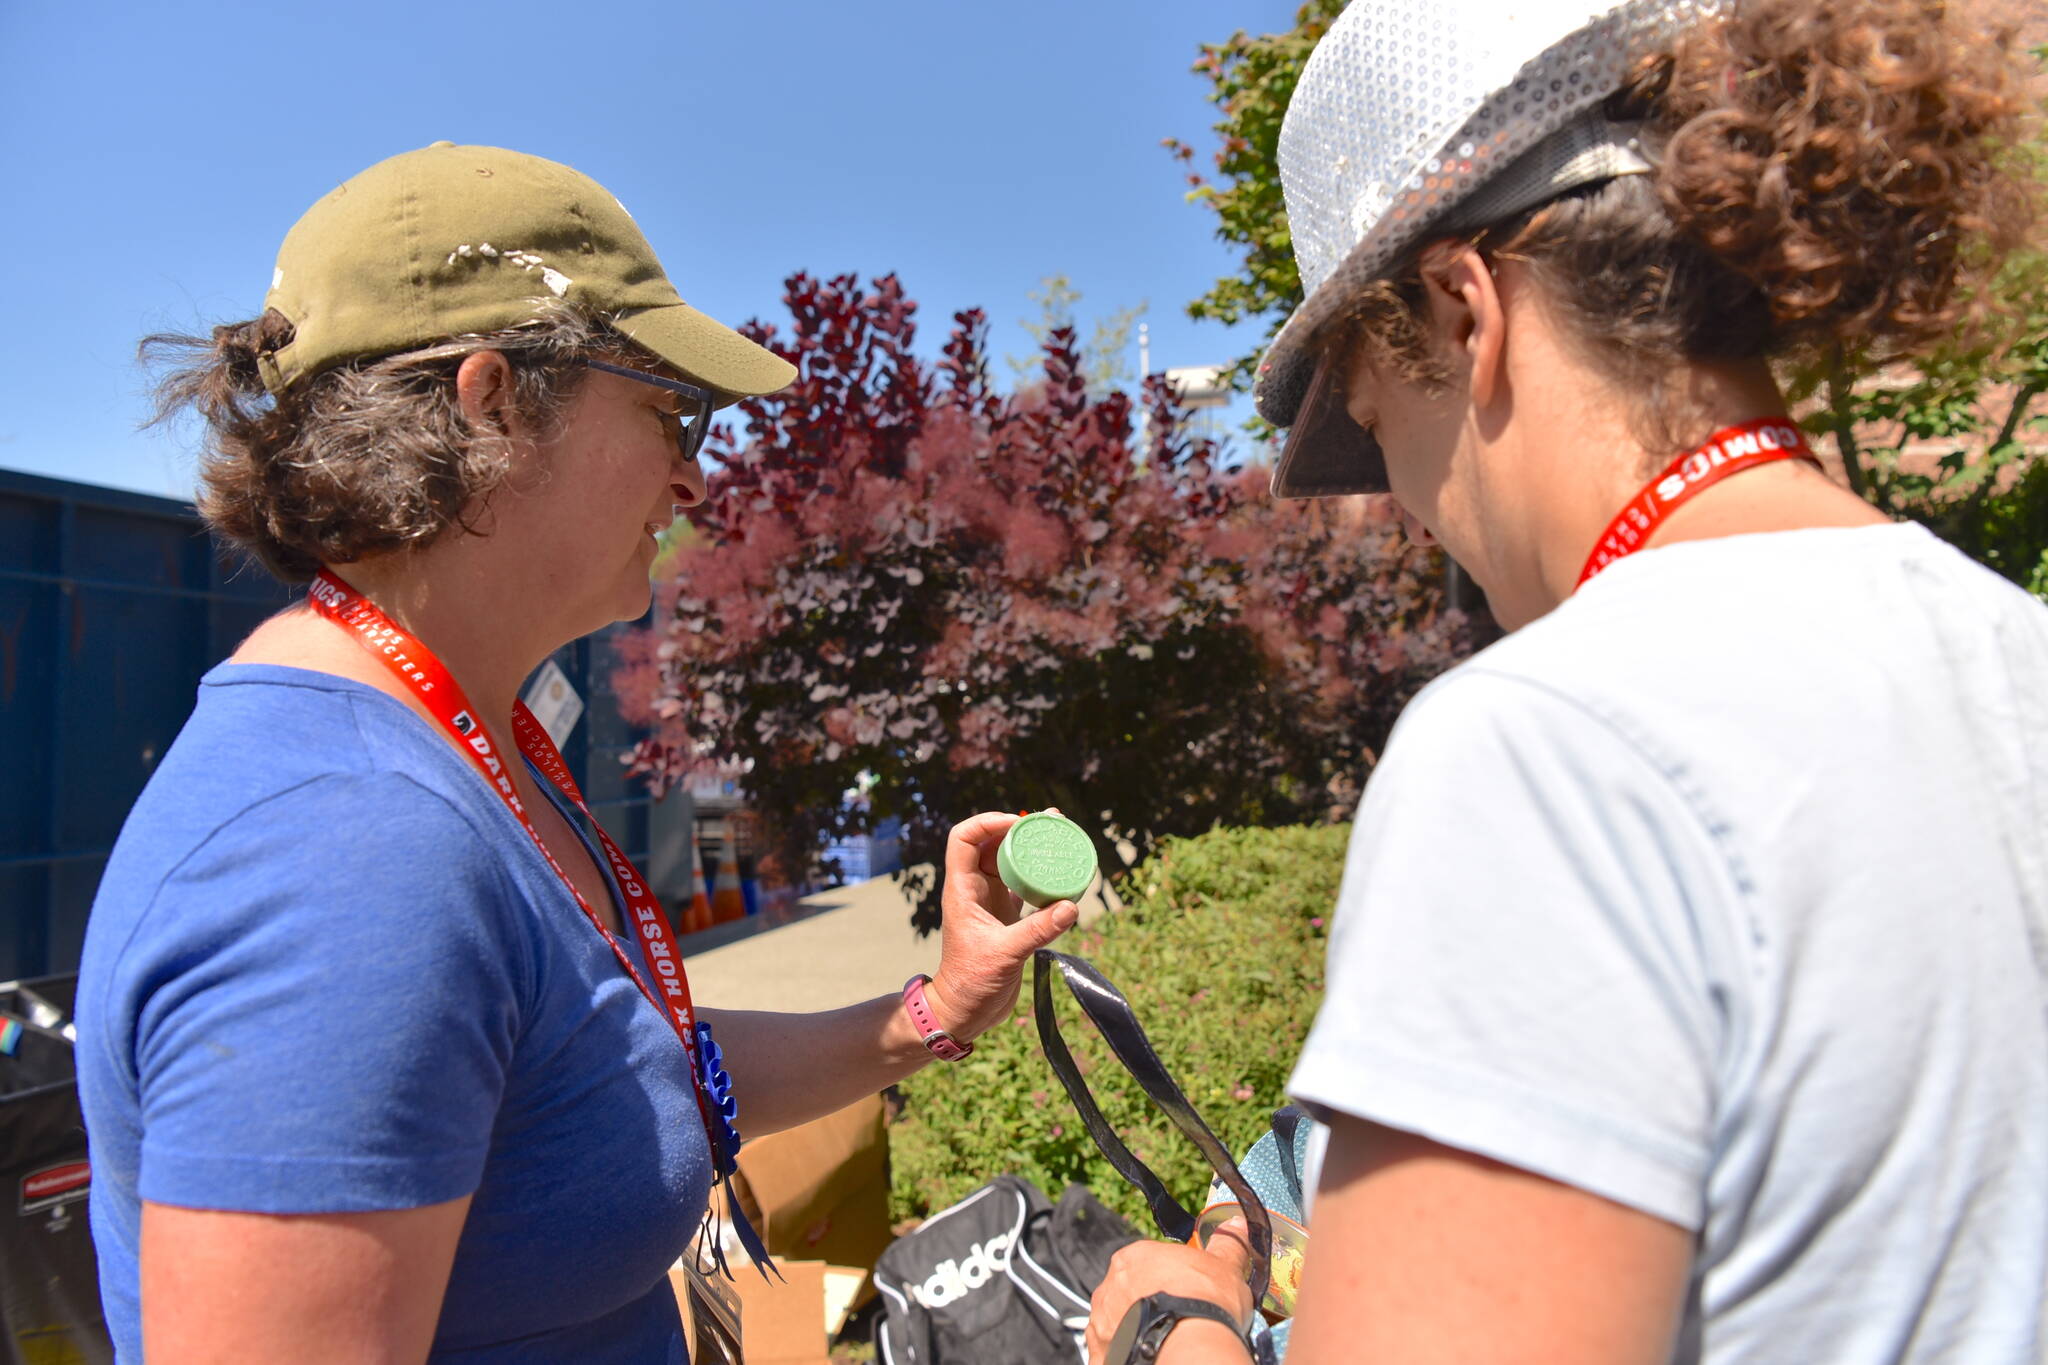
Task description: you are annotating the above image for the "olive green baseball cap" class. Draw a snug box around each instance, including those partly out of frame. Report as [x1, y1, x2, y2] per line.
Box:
[256, 141, 796, 402]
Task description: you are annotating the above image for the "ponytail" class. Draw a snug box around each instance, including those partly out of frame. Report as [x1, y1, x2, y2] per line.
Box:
[1648, 0, 2038, 357]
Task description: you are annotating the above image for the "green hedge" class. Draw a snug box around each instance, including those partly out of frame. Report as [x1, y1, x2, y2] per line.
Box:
[889, 822, 1349, 1230]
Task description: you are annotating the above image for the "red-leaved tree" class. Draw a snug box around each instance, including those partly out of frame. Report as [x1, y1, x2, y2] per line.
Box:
[615, 272, 1473, 931]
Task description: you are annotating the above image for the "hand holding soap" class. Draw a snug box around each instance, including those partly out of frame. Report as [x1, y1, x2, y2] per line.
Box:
[996, 811, 1098, 909]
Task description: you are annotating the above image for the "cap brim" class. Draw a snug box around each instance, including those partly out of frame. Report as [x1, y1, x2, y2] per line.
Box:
[1267, 346, 1388, 498]
[614, 302, 796, 408]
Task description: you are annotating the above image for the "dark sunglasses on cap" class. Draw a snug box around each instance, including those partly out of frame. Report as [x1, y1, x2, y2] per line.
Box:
[583, 359, 717, 464]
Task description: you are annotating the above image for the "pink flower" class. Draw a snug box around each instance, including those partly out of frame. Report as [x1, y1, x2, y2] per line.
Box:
[1002, 511, 1072, 580]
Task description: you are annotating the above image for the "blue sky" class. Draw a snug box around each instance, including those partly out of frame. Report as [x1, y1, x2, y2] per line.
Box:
[0, 0, 1294, 500]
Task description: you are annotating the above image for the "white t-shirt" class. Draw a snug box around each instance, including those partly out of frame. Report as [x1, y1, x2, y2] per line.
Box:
[1290, 523, 2048, 1363]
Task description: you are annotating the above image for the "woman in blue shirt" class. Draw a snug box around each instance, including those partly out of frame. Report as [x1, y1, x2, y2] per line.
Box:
[79, 142, 1078, 1363]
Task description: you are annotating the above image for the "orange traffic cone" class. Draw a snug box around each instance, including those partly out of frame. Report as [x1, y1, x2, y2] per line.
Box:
[682, 823, 714, 935]
[710, 843, 746, 925]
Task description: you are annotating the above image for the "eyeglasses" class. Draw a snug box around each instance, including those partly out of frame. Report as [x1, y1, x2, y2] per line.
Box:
[584, 359, 718, 465]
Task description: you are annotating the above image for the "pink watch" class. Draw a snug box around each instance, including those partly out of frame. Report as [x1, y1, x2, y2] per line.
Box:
[902, 974, 973, 1062]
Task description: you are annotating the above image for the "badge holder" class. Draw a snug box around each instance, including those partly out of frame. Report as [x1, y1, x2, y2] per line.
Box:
[680, 1233, 745, 1365]
[1033, 949, 1281, 1365]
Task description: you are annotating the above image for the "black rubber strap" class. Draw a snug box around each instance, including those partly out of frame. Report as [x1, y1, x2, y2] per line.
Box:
[1111, 1293, 1246, 1364]
[1032, 949, 1274, 1310]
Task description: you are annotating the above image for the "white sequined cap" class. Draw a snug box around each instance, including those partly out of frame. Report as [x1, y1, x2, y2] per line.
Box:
[1257, 0, 1728, 497]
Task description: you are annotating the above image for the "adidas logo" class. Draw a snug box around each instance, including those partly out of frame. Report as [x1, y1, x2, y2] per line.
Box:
[908, 1230, 1017, 1309]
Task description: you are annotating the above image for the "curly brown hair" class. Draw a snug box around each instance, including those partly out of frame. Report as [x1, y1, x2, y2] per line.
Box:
[142, 303, 634, 584]
[1325, 0, 2040, 450]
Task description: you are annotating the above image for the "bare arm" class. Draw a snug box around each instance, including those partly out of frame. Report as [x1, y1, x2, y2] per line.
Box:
[702, 811, 1078, 1135]
[1089, 1114, 1693, 1365]
[1282, 1114, 1693, 1364]
[699, 994, 940, 1135]
[141, 1196, 470, 1365]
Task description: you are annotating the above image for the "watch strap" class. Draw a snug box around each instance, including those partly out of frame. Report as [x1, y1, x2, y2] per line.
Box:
[902, 974, 972, 1061]
[1108, 1292, 1245, 1364]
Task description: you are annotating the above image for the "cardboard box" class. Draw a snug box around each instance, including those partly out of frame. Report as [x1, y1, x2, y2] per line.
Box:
[740, 1259, 829, 1365]
[732, 1095, 891, 1278]
[672, 1096, 893, 1361]
[671, 1258, 866, 1365]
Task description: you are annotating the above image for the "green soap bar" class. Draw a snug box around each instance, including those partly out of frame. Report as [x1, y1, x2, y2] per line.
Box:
[997, 812, 1098, 908]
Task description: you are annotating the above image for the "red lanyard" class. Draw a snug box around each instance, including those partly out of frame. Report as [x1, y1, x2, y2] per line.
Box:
[306, 569, 722, 1156]
[1576, 418, 1821, 588]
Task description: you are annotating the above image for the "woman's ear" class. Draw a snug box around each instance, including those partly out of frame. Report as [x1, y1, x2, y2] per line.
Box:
[455, 350, 518, 435]
[1420, 244, 1507, 409]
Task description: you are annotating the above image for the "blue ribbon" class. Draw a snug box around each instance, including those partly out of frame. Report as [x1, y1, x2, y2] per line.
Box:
[694, 1019, 780, 1282]
[694, 1021, 743, 1173]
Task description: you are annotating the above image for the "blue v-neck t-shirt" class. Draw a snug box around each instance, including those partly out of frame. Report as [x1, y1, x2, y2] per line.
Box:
[76, 663, 712, 1362]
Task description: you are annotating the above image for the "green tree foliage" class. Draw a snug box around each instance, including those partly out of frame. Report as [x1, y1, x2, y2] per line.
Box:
[1163, 0, 1347, 393]
[889, 822, 1347, 1227]
[1005, 273, 1149, 395]
[1799, 254, 2048, 600]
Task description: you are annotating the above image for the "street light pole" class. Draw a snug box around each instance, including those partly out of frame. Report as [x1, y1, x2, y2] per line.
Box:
[1137, 323, 1152, 448]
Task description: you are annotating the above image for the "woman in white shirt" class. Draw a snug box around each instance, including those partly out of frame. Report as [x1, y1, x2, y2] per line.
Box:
[1085, 1, 2048, 1362]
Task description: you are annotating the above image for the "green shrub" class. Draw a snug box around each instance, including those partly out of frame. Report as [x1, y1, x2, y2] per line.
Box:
[889, 822, 1349, 1230]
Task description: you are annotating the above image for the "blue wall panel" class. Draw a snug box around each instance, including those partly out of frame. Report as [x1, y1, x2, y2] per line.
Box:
[0, 579, 59, 858]
[58, 587, 209, 851]
[0, 493, 58, 573]
[0, 867, 48, 982]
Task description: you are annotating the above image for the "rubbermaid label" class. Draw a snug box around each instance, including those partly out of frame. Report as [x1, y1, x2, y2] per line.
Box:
[20, 1161, 90, 1215]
